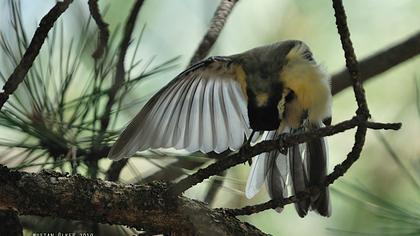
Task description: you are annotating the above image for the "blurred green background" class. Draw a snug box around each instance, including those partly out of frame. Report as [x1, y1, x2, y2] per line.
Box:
[1, 0, 420, 235]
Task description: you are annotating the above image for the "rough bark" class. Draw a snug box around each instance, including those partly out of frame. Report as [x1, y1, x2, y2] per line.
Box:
[0, 165, 267, 236]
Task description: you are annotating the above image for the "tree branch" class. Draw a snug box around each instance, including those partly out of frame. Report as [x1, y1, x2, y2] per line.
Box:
[189, 0, 238, 65]
[106, 158, 128, 181]
[88, 0, 109, 59]
[332, 0, 369, 117]
[167, 118, 401, 196]
[97, 0, 145, 178]
[140, 158, 208, 183]
[99, 0, 145, 133]
[332, 31, 420, 95]
[330, 0, 370, 186]
[0, 210, 22, 236]
[0, 0, 74, 110]
[0, 165, 267, 236]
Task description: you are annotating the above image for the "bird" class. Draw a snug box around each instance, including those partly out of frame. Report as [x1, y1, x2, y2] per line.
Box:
[108, 40, 332, 217]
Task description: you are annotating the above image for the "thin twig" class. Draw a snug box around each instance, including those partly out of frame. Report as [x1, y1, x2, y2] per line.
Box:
[99, 0, 145, 133]
[0, 0, 74, 110]
[167, 118, 401, 196]
[325, 125, 367, 185]
[189, 0, 238, 65]
[99, 0, 145, 180]
[223, 187, 316, 216]
[332, 0, 369, 118]
[204, 171, 226, 205]
[331, 31, 420, 95]
[106, 158, 128, 181]
[329, 0, 370, 185]
[88, 0, 109, 59]
[227, 126, 369, 216]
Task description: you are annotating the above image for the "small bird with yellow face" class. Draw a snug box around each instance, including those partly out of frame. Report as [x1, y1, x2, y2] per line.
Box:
[108, 40, 332, 217]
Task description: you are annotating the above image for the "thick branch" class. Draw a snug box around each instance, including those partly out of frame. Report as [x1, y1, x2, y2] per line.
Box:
[0, 0, 74, 110]
[0, 165, 267, 236]
[88, 0, 109, 59]
[189, 0, 238, 65]
[332, 31, 420, 95]
[0, 210, 22, 236]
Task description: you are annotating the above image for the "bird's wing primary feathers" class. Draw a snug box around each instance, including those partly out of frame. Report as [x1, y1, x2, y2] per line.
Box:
[245, 131, 278, 199]
[108, 57, 252, 160]
[245, 129, 291, 213]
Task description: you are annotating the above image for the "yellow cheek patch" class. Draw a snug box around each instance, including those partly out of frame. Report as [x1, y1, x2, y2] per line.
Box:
[234, 65, 248, 99]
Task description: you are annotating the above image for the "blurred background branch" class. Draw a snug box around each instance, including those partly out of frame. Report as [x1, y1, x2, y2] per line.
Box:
[332, 31, 420, 95]
[189, 0, 237, 65]
[88, 0, 109, 59]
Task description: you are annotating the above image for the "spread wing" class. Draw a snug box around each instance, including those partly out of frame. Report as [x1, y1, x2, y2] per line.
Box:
[108, 57, 252, 160]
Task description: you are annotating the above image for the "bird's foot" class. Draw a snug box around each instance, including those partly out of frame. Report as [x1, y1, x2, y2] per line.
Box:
[277, 133, 290, 155]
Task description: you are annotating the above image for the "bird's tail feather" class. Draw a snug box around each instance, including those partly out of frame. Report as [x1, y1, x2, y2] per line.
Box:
[306, 123, 331, 216]
[289, 141, 311, 217]
[245, 130, 289, 212]
[245, 124, 331, 217]
[290, 123, 331, 217]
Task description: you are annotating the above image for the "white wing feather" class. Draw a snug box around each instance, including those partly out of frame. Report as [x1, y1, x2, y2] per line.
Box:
[108, 61, 251, 160]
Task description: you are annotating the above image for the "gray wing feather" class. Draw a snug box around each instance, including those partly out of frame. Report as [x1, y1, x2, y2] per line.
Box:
[108, 58, 250, 160]
[266, 148, 289, 213]
[245, 129, 290, 214]
[307, 122, 331, 217]
[289, 138, 311, 217]
[245, 131, 277, 199]
[290, 123, 331, 217]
